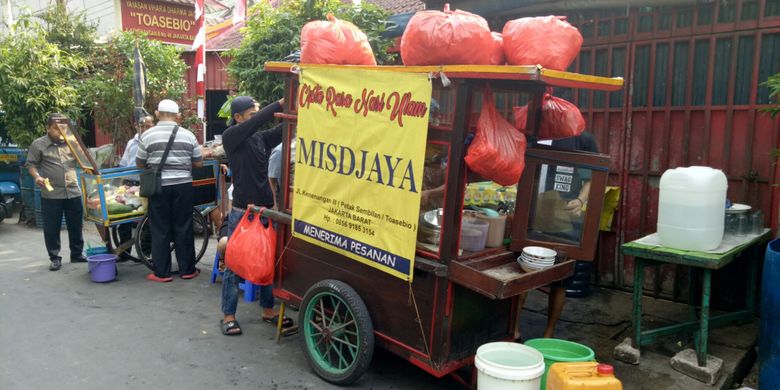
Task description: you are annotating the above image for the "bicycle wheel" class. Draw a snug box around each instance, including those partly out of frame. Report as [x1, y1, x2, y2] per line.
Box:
[135, 209, 209, 272]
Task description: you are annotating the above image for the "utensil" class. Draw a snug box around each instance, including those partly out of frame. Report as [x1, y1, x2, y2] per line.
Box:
[726, 203, 751, 214]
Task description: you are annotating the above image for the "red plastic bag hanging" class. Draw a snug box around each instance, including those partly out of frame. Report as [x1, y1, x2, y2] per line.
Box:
[400, 5, 494, 65]
[300, 13, 376, 65]
[225, 208, 276, 285]
[488, 32, 505, 65]
[465, 89, 527, 186]
[502, 16, 583, 71]
[513, 93, 585, 140]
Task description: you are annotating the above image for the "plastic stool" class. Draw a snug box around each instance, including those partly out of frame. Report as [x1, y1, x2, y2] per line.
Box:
[210, 252, 223, 284]
[238, 280, 260, 302]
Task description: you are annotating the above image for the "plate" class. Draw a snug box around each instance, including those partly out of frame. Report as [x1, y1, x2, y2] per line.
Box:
[726, 203, 751, 214]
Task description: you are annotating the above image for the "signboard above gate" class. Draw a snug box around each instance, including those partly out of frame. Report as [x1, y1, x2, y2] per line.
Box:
[119, 0, 196, 46]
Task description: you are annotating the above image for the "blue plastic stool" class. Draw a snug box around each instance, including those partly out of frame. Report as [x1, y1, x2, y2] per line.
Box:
[210, 252, 223, 284]
[238, 280, 260, 302]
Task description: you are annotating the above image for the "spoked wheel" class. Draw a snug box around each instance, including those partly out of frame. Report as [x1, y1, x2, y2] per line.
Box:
[134, 209, 210, 272]
[109, 225, 142, 262]
[300, 279, 374, 385]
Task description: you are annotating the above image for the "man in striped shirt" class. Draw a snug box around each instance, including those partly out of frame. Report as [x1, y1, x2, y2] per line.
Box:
[136, 99, 203, 282]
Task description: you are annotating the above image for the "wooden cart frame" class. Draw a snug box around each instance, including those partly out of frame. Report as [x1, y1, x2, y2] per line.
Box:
[263, 63, 623, 386]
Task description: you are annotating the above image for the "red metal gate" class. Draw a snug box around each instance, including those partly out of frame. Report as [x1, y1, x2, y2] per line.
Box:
[546, 1, 780, 299]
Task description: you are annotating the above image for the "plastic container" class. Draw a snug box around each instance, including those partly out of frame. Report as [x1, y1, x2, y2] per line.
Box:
[657, 166, 727, 251]
[525, 338, 596, 389]
[477, 214, 508, 247]
[460, 227, 487, 252]
[760, 238, 780, 390]
[547, 362, 623, 389]
[87, 254, 117, 283]
[464, 218, 489, 247]
[563, 261, 593, 298]
[474, 342, 545, 390]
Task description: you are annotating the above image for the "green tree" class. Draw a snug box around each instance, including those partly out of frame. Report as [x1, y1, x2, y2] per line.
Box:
[37, 3, 98, 57]
[228, 0, 395, 105]
[78, 31, 190, 146]
[764, 72, 780, 118]
[0, 23, 85, 147]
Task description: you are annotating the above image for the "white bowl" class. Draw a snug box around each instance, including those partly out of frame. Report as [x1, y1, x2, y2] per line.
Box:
[523, 246, 557, 259]
[516, 257, 552, 272]
[520, 254, 554, 265]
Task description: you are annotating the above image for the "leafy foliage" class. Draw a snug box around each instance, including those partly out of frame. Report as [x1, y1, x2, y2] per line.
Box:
[0, 22, 85, 147]
[78, 31, 189, 147]
[764, 72, 780, 118]
[228, 0, 396, 105]
[37, 3, 98, 57]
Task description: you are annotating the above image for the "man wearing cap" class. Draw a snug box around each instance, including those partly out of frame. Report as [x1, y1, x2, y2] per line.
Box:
[136, 100, 203, 282]
[219, 96, 292, 336]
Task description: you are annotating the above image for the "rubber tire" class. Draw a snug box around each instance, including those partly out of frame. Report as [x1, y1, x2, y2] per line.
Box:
[299, 279, 374, 385]
[134, 209, 209, 272]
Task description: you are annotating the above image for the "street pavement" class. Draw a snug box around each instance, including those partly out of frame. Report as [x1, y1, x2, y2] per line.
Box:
[0, 219, 454, 390]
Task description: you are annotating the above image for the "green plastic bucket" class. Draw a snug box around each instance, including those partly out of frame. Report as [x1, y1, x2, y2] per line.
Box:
[524, 338, 595, 388]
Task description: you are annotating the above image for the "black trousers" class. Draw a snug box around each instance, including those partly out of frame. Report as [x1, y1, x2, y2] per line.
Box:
[40, 197, 84, 261]
[148, 183, 195, 277]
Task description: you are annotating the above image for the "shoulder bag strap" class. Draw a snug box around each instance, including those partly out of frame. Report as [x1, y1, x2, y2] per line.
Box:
[156, 125, 179, 173]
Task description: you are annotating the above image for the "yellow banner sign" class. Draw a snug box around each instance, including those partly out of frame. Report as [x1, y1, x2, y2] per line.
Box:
[292, 67, 431, 282]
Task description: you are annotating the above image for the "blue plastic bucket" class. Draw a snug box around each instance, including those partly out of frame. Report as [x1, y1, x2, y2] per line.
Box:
[87, 254, 116, 283]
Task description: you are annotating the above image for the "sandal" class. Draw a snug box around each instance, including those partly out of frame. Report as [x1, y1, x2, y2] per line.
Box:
[220, 319, 242, 336]
[263, 315, 294, 328]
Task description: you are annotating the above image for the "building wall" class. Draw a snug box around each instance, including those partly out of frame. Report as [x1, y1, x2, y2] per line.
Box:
[492, 0, 780, 303]
[1, 0, 120, 37]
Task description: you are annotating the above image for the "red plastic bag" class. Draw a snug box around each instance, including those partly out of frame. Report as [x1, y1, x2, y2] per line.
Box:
[465, 89, 527, 186]
[502, 16, 583, 71]
[225, 208, 276, 285]
[300, 13, 376, 65]
[400, 6, 493, 65]
[513, 93, 585, 140]
[489, 32, 505, 65]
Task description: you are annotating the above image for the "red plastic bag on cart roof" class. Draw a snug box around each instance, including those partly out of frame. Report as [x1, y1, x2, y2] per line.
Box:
[400, 6, 494, 66]
[225, 208, 276, 285]
[300, 13, 377, 65]
[513, 93, 586, 140]
[465, 89, 528, 186]
[489, 32, 505, 65]
[502, 16, 583, 71]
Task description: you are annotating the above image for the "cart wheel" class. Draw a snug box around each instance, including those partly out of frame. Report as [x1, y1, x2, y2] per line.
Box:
[299, 279, 374, 386]
[134, 209, 209, 272]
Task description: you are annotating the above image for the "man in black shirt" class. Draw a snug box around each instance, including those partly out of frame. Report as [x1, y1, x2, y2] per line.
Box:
[219, 96, 292, 335]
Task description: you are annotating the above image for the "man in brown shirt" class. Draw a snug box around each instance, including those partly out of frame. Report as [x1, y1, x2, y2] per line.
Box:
[26, 114, 85, 271]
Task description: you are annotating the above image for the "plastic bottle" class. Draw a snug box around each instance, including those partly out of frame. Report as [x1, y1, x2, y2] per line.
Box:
[760, 238, 780, 389]
[752, 210, 764, 235]
[657, 166, 727, 251]
[546, 362, 623, 389]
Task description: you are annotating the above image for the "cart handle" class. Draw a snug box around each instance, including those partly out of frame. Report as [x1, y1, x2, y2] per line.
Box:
[249, 206, 292, 225]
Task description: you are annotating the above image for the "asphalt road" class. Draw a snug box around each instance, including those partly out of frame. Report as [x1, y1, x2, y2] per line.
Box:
[0, 220, 456, 390]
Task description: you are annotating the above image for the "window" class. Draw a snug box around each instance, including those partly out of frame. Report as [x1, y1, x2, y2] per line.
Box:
[615, 18, 628, 34]
[593, 50, 609, 108]
[718, 2, 736, 23]
[579, 51, 592, 107]
[766, 0, 780, 17]
[712, 39, 733, 105]
[677, 9, 693, 27]
[672, 42, 689, 106]
[633, 46, 650, 107]
[698, 4, 714, 25]
[741, 1, 759, 20]
[659, 14, 672, 30]
[610, 48, 626, 108]
[639, 14, 654, 32]
[653, 44, 670, 106]
[758, 34, 780, 104]
[598, 20, 611, 37]
[692, 40, 710, 105]
[734, 36, 755, 105]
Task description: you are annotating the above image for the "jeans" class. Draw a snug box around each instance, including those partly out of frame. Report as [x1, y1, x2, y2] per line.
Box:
[148, 183, 195, 277]
[221, 208, 274, 315]
[41, 197, 84, 261]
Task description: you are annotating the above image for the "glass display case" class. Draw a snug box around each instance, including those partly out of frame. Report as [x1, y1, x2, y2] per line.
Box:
[81, 167, 147, 226]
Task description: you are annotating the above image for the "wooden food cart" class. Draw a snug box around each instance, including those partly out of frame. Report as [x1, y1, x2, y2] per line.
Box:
[263, 63, 623, 386]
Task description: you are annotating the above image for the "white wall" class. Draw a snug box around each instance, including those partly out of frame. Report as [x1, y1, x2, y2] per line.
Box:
[1, 0, 119, 38]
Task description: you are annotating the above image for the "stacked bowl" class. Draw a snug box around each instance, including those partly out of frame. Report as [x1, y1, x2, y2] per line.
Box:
[517, 246, 556, 272]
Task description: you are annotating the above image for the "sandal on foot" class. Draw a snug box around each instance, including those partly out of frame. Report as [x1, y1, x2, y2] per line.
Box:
[220, 319, 242, 336]
[263, 315, 293, 328]
[181, 268, 200, 279]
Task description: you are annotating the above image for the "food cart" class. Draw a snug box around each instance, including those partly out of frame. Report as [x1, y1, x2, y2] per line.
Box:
[57, 121, 220, 267]
[262, 62, 622, 386]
